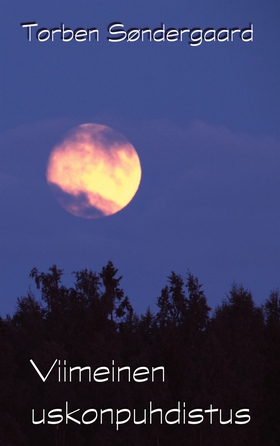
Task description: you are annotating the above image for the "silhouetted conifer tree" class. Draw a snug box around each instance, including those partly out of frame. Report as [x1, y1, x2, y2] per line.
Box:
[1, 264, 279, 445]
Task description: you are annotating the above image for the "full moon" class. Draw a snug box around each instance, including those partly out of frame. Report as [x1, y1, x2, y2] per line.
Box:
[46, 123, 142, 218]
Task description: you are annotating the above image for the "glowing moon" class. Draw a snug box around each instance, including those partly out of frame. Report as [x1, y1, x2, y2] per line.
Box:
[46, 123, 141, 218]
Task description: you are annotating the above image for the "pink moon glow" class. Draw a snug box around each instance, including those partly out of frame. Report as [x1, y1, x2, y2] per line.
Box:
[46, 123, 142, 218]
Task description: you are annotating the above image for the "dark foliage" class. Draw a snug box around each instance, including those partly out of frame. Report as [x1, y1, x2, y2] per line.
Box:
[0, 263, 278, 445]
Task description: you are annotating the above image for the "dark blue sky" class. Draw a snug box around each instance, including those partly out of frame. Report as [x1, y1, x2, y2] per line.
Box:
[1, 0, 280, 316]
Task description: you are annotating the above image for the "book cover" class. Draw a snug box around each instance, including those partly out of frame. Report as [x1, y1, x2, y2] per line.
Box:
[1, 1, 279, 444]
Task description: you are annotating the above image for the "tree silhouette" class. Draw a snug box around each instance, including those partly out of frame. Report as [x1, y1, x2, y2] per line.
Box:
[99, 260, 132, 324]
[0, 263, 278, 445]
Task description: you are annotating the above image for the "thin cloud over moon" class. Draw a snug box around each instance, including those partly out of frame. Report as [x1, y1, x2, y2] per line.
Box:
[46, 123, 142, 218]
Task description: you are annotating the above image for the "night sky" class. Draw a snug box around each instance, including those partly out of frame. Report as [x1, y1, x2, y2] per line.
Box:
[1, 0, 280, 317]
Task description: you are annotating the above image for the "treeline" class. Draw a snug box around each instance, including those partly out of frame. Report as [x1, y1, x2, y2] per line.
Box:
[0, 261, 279, 445]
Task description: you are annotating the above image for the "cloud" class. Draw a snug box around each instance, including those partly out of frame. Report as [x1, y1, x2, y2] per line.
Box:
[1, 115, 279, 314]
